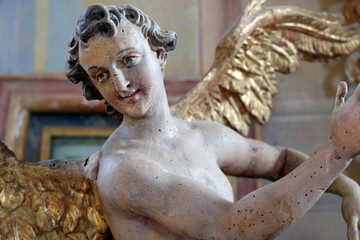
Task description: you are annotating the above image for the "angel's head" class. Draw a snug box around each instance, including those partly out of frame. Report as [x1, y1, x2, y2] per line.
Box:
[65, 4, 177, 117]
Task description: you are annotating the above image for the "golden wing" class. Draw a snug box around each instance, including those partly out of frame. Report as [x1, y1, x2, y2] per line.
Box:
[342, 0, 360, 83]
[170, 0, 360, 135]
[0, 141, 111, 239]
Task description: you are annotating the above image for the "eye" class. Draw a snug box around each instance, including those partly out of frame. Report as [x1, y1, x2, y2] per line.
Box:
[122, 55, 141, 68]
[96, 71, 110, 83]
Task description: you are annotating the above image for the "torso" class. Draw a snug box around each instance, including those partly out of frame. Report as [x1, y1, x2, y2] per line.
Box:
[88, 119, 234, 239]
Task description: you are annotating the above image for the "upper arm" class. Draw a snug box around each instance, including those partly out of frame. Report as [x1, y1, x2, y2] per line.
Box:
[98, 157, 233, 239]
[196, 121, 286, 180]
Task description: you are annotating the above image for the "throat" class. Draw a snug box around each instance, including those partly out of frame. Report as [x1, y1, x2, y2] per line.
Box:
[120, 112, 178, 141]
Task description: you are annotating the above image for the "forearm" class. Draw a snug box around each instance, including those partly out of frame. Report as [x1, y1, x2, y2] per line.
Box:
[227, 139, 352, 239]
[279, 147, 358, 197]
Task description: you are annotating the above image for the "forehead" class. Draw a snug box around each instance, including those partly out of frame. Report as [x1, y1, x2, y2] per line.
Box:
[79, 22, 147, 67]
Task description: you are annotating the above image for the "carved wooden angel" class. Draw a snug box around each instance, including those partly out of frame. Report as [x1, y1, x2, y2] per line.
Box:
[1, 0, 360, 239]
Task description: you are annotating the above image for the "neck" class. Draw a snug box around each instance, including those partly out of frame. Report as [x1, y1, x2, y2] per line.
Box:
[119, 89, 177, 141]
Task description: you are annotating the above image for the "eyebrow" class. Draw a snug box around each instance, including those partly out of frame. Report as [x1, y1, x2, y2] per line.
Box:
[88, 66, 98, 71]
[86, 47, 136, 71]
[117, 47, 136, 56]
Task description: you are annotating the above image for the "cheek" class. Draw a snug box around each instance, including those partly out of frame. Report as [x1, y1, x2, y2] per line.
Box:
[137, 66, 157, 89]
[140, 74, 154, 89]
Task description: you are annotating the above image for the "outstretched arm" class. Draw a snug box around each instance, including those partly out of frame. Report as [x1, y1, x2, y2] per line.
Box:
[210, 82, 360, 239]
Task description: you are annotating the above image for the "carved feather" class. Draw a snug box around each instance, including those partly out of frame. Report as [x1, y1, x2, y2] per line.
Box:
[342, 0, 360, 83]
[170, 0, 360, 135]
[0, 141, 111, 239]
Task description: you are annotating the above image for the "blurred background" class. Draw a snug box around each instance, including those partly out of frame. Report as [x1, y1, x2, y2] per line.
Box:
[0, 0, 359, 239]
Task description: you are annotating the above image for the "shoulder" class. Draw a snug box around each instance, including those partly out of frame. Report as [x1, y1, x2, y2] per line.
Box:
[178, 118, 229, 136]
[187, 120, 255, 166]
[189, 120, 247, 145]
[84, 149, 102, 182]
[191, 120, 229, 133]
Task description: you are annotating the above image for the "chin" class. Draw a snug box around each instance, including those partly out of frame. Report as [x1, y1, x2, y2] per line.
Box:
[121, 107, 151, 120]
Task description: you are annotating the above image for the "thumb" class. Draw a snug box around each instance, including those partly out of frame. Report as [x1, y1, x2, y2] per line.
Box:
[333, 81, 348, 113]
[347, 216, 359, 240]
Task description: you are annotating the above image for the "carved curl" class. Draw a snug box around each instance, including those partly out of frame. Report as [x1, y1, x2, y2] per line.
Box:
[65, 4, 177, 123]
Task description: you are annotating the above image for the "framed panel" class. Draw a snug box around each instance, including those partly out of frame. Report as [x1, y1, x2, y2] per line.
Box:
[39, 126, 115, 160]
[0, 75, 106, 160]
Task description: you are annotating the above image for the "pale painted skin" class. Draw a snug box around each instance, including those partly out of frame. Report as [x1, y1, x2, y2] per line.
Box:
[79, 20, 360, 240]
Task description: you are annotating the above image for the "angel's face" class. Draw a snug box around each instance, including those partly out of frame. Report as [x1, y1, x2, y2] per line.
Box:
[79, 21, 165, 118]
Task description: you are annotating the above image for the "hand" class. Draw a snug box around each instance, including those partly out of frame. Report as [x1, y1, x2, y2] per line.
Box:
[330, 82, 360, 158]
[341, 185, 360, 240]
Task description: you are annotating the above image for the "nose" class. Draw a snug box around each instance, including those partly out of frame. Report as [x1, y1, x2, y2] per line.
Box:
[112, 71, 131, 92]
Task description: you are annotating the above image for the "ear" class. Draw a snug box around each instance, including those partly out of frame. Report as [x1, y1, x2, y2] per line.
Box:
[156, 48, 167, 69]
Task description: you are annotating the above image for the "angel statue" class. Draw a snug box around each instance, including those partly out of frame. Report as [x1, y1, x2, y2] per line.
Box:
[1, 0, 360, 239]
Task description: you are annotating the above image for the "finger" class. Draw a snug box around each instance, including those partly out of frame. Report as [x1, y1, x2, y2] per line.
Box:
[347, 217, 359, 240]
[333, 81, 348, 112]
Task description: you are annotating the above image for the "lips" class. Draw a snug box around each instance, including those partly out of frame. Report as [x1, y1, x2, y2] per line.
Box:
[120, 89, 141, 101]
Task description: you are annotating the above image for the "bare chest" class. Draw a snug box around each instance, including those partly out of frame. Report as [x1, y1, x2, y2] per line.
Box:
[127, 138, 234, 202]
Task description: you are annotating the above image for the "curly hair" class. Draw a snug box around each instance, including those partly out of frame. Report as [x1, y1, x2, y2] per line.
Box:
[65, 4, 177, 124]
